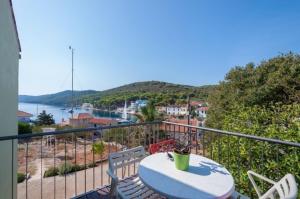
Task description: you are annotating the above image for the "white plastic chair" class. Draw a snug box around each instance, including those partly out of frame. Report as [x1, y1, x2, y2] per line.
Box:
[247, 170, 298, 199]
[107, 146, 164, 199]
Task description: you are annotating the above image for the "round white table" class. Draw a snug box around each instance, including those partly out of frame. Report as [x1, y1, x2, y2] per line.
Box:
[138, 153, 235, 199]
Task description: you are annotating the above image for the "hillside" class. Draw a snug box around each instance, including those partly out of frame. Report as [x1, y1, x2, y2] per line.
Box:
[19, 81, 217, 107]
[19, 90, 97, 106]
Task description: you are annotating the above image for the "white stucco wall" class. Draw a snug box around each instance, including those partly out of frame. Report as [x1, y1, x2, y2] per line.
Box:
[0, 0, 20, 198]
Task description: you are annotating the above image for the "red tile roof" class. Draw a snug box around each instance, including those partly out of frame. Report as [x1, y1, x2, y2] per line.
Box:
[197, 107, 209, 111]
[78, 113, 93, 119]
[189, 101, 200, 106]
[17, 110, 33, 117]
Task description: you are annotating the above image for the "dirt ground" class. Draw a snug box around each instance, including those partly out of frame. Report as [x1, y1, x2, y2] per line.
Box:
[17, 160, 138, 199]
[18, 138, 120, 178]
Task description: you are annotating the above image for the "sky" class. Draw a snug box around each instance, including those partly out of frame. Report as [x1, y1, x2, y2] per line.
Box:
[14, 0, 300, 95]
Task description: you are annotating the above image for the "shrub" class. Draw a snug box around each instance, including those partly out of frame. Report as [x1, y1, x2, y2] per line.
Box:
[17, 173, 26, 183]
[72, 164, 86, 172]
[57, 163, 91, 175]
[44, 167, 59, 178]
[88, 162, 97, 168]
[18, 122, 32, 135]
[58, 162, 74, 175]
[92, 141, 105, 155]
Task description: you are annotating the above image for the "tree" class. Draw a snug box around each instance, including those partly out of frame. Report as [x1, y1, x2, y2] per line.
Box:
[206, 53, 300, 129]
[136, 101, 158, 122]
[92, 141, 105, 158]
[205, 53, 300, 196]
[36, 110, 55, 126]
[209, 103, 300, 196]
[18, 122, 32, 135]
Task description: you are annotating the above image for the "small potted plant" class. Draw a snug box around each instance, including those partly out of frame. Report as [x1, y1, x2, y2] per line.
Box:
[173, 141, 191, 171]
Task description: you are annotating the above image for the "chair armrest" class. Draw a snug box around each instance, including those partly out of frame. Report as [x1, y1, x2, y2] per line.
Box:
[247, 171, 276, 184]
[247, 170, 276, 198]
[106, 169, 119, 183]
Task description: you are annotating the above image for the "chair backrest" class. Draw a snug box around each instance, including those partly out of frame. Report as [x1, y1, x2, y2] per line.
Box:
[108, 146, 146, 178]
[262, 174, 298, 199]
[148, 139, 175, 154]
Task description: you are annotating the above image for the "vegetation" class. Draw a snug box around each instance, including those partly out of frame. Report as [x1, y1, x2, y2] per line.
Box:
[44, 162, 98, 178]
[87, 82, 215, 108]
[206, 53, 300, 196]
[43, 167, 59, 177]
[92, 141, 105, 157]
[19, 81, 216, 108]
[36, 110, 55, 126]
[136, 101, 160, 122]
[19, 90, 97, 106]
[17, 173, 26, 183]
[174, 141, 191, 155]
[18, 122, 32, 135]
[207, 53, 300, 129]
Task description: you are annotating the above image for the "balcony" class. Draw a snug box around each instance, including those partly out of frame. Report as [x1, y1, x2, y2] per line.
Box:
[0, 121, 299, 199]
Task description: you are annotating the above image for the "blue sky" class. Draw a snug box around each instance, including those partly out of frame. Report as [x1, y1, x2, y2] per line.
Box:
[14, 0, 300, 95]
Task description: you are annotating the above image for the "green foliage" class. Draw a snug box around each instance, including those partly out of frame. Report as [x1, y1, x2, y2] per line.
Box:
[209, 104, 300, 196]
[207, 53, 300, 129]
[17, 173, 26, 183]
[136, 101, 158, 122]
[43, 167, 59, 177]
[36, 110, 55, 126]
[87, 162, 97, 168]
[20, 81, 216, 108]
[103, 128, 127, 145]
[206, 53, 300, 196]
[92, 141, 105, 155]
[44, 164, 89, 178]
[32, 124, 72, 133]
[58, 162, 74, 175]
[18, 122, 32, 135]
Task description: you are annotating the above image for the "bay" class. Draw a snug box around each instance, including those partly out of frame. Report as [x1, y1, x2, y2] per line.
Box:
[18, 102, 135, 124]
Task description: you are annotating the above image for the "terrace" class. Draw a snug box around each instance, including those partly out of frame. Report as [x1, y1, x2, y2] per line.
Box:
[0, 121, 299, 199]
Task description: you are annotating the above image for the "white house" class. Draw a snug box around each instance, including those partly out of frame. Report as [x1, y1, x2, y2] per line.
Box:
[166, 106, 188, 116]
[197, 106, 209, 118]
[0, 0, 21, 198]
[81, 103, 93, 110]
[128, 100, 148, 112]
[17, 110, 33, 123]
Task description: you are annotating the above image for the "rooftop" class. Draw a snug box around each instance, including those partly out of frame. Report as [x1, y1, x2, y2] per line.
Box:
[17, 110, 33, 117]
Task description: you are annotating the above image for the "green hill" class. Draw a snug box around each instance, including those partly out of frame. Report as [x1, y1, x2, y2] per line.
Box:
[19, 81, 216, 107]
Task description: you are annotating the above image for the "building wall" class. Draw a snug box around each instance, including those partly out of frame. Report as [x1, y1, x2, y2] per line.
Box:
[18, 116, 31, 123]
[0, 0, 20, 198]
[69, 118, 91, 128]
[166, 107, 187, 116]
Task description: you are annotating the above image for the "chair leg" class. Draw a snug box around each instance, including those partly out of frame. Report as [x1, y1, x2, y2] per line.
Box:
[109, 179, 118, 198]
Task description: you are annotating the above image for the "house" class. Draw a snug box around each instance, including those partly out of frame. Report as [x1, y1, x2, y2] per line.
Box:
[196, 106, 209, 118]
[81, 103, 93, 110]
[156, 106, 167, 113]
[0, 0, 21, 197]
[128, 100, 148, 112]
[69, 113, 93, 128]
[166, 106, 188, 116]
[17, 110, 33, 123]
[89, 118, 118, 127]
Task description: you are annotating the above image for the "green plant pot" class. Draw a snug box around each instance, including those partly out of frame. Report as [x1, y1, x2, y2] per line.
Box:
[173, 152, 190, 171]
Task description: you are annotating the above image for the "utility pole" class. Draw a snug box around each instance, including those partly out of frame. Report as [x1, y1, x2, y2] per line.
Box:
[187, 95, 192, 146]
[69, 46, 74, 119]
[187, 95, 190, 126]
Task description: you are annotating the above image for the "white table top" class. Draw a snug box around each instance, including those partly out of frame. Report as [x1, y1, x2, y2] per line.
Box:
[138, 153, 235, 199]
